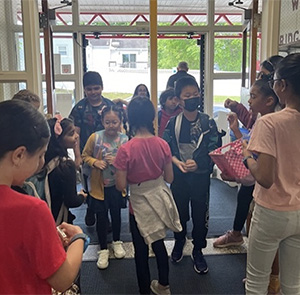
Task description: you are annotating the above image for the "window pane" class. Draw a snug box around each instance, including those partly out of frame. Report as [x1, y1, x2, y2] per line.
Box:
[40, 33, 74, 75]
[213, 79, 242, 106]
[0, 0, 25, 71]
[0, 82, 26, 101]
[214, 33, 243, 73]
[42, 81, 75, 117]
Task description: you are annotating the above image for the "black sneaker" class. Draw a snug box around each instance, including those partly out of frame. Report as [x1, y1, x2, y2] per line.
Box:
[85, 208, 95, 226]
[171, 239, 186, 263]
[191, 250, 208, 274]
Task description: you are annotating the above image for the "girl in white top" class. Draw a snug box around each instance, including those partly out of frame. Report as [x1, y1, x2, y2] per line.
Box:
[243, 53, 300, 295]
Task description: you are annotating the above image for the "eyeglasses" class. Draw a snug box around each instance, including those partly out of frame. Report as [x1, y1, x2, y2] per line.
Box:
[268, 78, 283, 88]
[257, 71, 272, 81]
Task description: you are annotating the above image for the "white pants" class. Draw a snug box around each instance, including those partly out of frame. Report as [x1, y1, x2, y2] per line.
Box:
[246, 204, 300, 295]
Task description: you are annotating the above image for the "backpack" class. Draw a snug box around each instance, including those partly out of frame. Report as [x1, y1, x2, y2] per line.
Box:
[23, 156, 68, 226]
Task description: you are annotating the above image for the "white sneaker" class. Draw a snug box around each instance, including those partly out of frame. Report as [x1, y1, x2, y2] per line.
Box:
[150, 280, 171, 295]
[97, 249, 109, 269]
[112, 240, 126, 259]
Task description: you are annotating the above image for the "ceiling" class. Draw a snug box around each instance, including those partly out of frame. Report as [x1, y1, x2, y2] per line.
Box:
[46, 0, 257, 13]
[39, 0, 261, 30]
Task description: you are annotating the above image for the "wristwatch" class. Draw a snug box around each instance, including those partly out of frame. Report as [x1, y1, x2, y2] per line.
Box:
[70, 233, 90, 253]
[243, 155, 255, 169]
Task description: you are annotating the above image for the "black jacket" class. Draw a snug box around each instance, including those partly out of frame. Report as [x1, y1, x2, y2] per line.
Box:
[166, 70, 195, 89]
[163, 112, 220, 175]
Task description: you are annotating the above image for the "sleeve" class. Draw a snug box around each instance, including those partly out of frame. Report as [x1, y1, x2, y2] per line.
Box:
[247, 118, 276, 158]
[166, 77, 172, 89]
[235, 103, 256, 129]
[206, 118, 220, 153]
[161, 139, 172, 164]
[114, 145, 128, 171]
[23, 200, 66, 280]
[60, 160, 85, 208]
[82, 133, 98, 167]
[162, 118, 175, 153]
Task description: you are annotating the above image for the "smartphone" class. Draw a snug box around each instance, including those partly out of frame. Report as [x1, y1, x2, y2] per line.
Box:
[56, 226, 67, 239]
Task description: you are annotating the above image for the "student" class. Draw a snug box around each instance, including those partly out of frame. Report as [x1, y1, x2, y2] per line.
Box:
[114, 96, 182, 295]
[214, 81, 281, 294]
[163, 77, 219, 274]
[45, 115, 87, 224]
[214, 79, 279, 248]
[243, 53, 300, 295]
[224, 55, 283, 130]
[158, 88, 181, 137]
[12, 89, 41, 110]
[0, 100, 85, 294]
[132, 84, 150, 99]
[69, 71, 114, 226]
[82, 105, 128, 270]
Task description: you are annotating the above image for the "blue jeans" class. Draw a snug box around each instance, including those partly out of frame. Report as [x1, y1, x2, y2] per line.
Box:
[246, 204, 300, 295]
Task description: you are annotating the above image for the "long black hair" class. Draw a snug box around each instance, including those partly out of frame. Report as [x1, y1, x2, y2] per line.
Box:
[0, 100, 49, 160]
[275, 53, 300, 95]
[258, 55, 284, 80]
[127, 96, 155, 137]
[45, 117, 74, 164]
[132, 84, 150, 99]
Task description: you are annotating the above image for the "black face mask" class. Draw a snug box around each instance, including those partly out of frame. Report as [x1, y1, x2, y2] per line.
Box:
[183, 96, 200, 112]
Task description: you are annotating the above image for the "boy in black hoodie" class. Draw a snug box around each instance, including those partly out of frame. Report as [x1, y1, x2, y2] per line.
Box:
[163, 77, 219, 275]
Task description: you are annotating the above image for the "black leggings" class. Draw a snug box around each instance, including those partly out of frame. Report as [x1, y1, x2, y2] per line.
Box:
[233, 184, 254, 232]
[95, 186, 123, 249]
[130, 214, 169, 294]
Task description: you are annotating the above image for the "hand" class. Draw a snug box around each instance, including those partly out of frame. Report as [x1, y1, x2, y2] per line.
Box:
[79, 188, 88, 199]
[224, 98, 238, 111]
[176, 161, 188, 173]
[93, 160, 107, 170]
[58, 222, 83, 247]
[104, 154, 115, 165]
[185, 159, 198, 172]
[227, 112, 239, 131]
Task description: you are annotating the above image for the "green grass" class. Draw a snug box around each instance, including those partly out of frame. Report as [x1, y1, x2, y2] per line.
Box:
[103, 92, 132, 100]
[214, 95, 239, 105]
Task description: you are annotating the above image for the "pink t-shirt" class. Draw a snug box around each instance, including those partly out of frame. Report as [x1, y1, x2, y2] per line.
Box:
[0, 186, 66, 294]
[247, 108, 300, 211]
[114, 136, 172, 184]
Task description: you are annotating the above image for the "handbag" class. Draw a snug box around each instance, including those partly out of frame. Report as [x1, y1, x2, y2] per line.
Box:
[209, 139, 251, 180]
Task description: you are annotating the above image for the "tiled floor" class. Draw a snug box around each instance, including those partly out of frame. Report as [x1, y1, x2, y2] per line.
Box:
[83, 237, 248, 262]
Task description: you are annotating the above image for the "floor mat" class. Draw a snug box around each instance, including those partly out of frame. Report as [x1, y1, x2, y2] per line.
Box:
[80, 253, 246, 294]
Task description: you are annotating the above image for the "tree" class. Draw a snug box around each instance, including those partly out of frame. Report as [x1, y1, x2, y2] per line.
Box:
[157, 37, 243, 72]
[157, 39, 200, 69]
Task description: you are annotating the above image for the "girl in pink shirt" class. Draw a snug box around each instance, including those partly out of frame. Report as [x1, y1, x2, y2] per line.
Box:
[243, 53, 300, 295]
[114, 96, 181, 295]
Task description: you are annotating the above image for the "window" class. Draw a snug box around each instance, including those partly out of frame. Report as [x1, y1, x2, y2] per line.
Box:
[122, 54, 136, 68]
[58, 45, 67, 55]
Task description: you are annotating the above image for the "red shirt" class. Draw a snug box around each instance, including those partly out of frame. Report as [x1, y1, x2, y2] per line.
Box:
[158, 108, 182, 137]
[0, 186, 66, 294]
[114, 136, 172, 184]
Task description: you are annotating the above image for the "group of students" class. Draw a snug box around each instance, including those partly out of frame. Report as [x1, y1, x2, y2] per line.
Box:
[1, 53, 300, 295]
